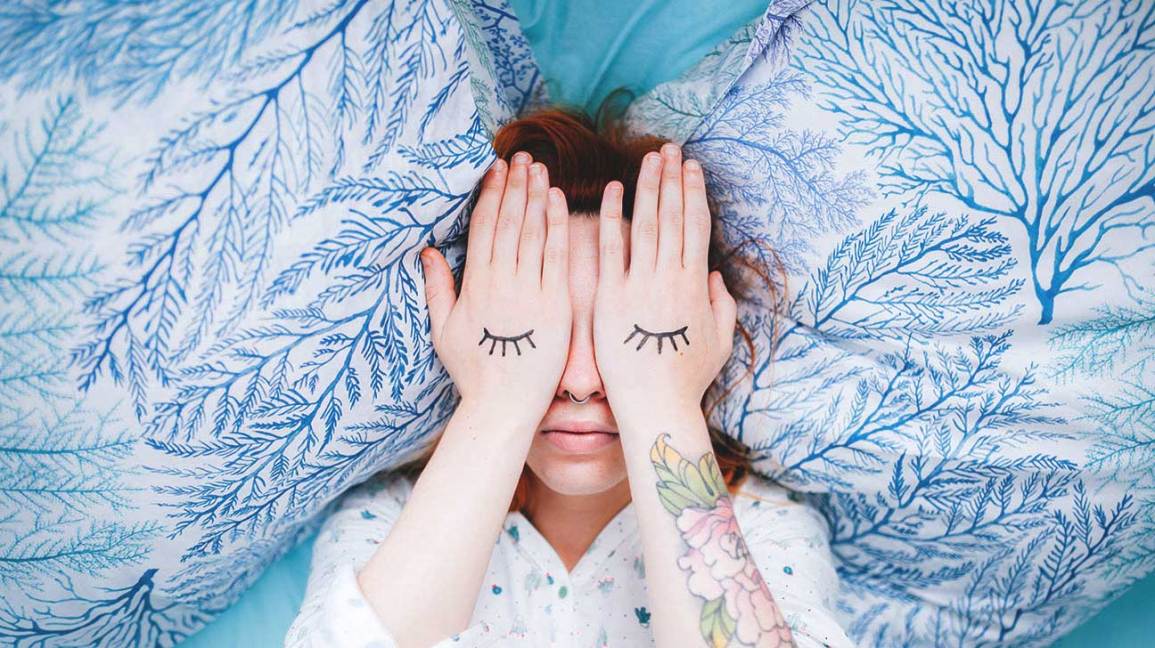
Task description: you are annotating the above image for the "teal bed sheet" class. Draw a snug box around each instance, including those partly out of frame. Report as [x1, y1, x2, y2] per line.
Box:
[507, 0, 772, 116]
[179, 0, 1152, 645]
[181, 535, 315, 647]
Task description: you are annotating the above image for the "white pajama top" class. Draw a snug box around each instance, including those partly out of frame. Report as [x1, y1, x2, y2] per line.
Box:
[285, 473, 853, 647]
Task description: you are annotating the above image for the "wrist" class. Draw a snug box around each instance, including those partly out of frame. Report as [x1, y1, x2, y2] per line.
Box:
[610, 396, 705, 432]
[453, 396, 542, 438]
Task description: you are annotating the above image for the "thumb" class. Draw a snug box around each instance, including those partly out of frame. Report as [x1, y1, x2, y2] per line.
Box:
[420, 247, 456, 343]
[708, 271, 737, 352]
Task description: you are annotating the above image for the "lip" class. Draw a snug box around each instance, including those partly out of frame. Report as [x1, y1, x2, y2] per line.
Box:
[542, 430, 619, 453]
[540, 420, 617, 434]
[539, 419, 619, 453]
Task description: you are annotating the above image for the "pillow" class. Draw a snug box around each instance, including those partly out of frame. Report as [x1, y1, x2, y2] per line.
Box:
[625, 0, 1154, 644]
[0, 0, 533, 644]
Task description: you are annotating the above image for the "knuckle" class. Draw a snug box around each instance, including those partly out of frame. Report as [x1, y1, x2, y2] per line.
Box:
[469, 208, 491, 227]
[637, 219, 659, 238]
[484, 172, 504, 190]
[495, 213, 518, 232]
[544, 245, 565, 264]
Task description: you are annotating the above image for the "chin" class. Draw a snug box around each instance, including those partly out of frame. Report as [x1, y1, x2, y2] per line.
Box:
[525, 432, 628, 496]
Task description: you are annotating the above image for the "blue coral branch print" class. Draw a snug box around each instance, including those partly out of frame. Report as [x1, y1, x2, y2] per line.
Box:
[798, 0, 1155, 324]
[625, 1, 1153, 643]
[1, 0, 1151, 645]
[0, 0, 542, 644]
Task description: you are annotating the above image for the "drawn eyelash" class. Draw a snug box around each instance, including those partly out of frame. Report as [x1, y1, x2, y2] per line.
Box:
[623, 324, 689, 354]
[478, 327, 537, 356]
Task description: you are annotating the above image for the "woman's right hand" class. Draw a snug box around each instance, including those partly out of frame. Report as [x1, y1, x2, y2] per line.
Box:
[419, 151, 572, 425]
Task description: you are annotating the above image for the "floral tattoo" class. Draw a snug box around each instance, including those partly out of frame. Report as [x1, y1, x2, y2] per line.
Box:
[650, 433, 796, 647]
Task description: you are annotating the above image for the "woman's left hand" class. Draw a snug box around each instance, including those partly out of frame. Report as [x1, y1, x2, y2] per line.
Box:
[592, 143, 737, 426]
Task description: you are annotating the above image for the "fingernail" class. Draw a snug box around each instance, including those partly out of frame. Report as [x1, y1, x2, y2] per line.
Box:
[685, 159, 701, 173]
[513, 151, 531, 164]
[530, 163, 542, 178]
[662, 143, 679, 158]
[645, 152, 661, 168]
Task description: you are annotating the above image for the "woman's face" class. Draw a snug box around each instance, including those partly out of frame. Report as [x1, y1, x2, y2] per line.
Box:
[525, 213, 632, 496]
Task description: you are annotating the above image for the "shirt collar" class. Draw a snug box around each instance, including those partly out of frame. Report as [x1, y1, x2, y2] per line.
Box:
[504, 499, 638, 585]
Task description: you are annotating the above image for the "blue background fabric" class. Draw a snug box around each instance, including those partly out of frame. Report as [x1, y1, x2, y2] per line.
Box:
[186, 1, 1155, 645]
[0, 1, 537, 645]
[506, 0, 772, 115]
[2, 1, 1153, 647]
[616, 2, 1155, 643]
[181, 534, 315, 647]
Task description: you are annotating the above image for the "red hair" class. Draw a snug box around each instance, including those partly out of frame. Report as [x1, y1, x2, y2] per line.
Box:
[396, 101, 784, 514]
[490, 108, 663, 217]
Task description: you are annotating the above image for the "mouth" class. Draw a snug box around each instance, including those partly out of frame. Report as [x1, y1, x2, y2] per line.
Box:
[541, 427, 619, 453]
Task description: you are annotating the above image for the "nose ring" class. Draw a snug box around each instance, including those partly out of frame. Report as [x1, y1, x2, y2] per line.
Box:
[568, 391, 590, 404]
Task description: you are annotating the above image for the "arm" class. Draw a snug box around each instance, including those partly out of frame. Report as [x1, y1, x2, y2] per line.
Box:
[615, 403, 796, 647]
[284, 402, 536, 648]
[592, 143, 798, 646]
[354, 400, 537, 647]
[285, 474, 500, 648]
[737, 478, 855, 647]
[351, 151, 573, 647]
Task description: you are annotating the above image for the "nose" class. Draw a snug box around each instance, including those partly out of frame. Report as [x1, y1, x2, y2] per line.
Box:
[556, 319, 605, 404]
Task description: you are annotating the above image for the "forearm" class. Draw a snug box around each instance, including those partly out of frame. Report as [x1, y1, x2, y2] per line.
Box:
[356, 399, 535, 647]
[615, 402, 797, 648]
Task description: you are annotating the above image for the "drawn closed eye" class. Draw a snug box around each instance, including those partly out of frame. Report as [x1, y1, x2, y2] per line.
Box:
[623, 324, 690, 354]
[478, 327, 537, 356]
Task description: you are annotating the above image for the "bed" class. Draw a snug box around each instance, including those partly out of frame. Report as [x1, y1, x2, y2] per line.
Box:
[2, 1, 1151, 646]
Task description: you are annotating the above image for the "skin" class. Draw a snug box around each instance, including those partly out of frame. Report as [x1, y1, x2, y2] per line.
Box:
[356, 145, 796, 647]
[520, 210, 633, 571]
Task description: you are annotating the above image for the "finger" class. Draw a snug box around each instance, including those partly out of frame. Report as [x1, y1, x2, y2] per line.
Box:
[682, 158, 711, 275]
[542, 186, 570, 292]
[420, 247, 457, 344]
[598, 181, 626, 288]
[656, 143, 684, 271]
[464, 158, 506, 290]
[629, 150, 662, 275]
[493, 150, 531, 274]
[708, 271, 737, 353]
[518, 162, 549, 284]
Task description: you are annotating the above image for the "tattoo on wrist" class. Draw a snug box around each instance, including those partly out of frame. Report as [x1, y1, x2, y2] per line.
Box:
[478, 327, 536, 356]
[650, 433, 796, 647]
[623, 324, 690, 354]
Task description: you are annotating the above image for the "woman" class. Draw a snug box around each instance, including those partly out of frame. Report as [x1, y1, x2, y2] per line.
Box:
[285, 106, 852, 648]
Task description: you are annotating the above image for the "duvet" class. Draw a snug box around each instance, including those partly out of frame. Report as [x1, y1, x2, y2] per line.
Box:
[0, 1, 1151, 646]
